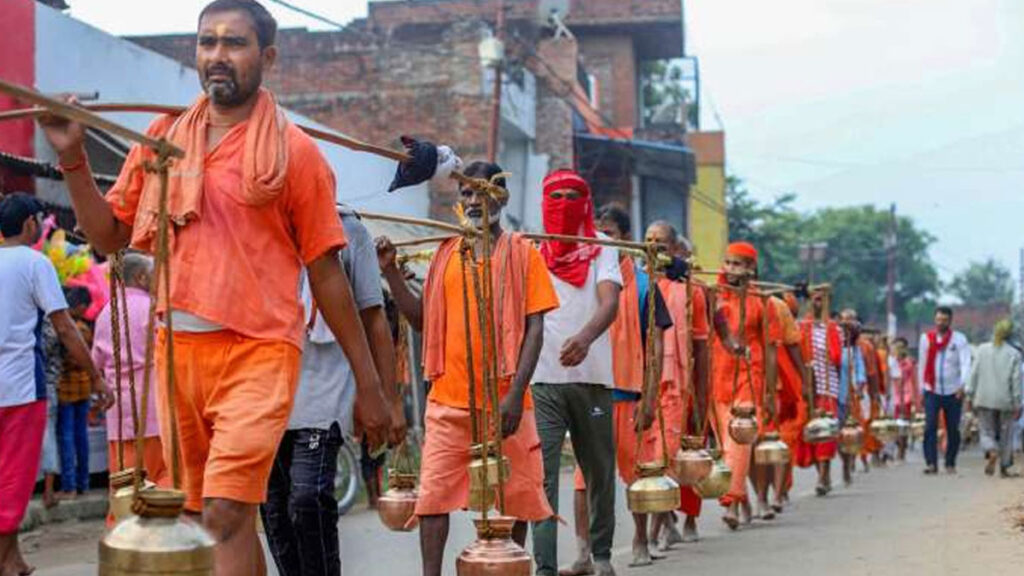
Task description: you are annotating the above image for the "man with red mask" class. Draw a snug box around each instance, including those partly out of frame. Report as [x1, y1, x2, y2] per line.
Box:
[532, 170, 622, 576]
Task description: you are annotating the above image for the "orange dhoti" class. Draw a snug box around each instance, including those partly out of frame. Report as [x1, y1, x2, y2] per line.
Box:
[710, 401, 753, 506]
[156, 330, 301, 512]
[651, 391, 702, 516]
[416, 400, 552, 521]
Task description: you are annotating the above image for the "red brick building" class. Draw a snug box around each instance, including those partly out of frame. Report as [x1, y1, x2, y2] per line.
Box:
[132, 0, 701, 236]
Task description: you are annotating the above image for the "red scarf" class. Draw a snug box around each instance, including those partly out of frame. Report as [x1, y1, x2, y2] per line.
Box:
[540, 170, 601, 287]
[923, 329, 952, 388]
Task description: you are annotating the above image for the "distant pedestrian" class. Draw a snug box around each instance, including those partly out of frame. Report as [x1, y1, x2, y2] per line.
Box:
[56, 286, 95, 500]
[966, 320, 1022, 477]
[918, 306, 971, 475]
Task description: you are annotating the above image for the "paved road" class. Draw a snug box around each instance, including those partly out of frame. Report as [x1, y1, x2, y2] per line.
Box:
[24, 447, 1024, 575]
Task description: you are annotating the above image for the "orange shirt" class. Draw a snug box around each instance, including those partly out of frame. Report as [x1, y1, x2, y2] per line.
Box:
[710, 288, 780, 404]
[107, 120, 346, 349]
[429, 240, 558, 410]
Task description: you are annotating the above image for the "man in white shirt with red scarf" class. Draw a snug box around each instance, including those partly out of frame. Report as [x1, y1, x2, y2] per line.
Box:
[917, 306, 971, 474]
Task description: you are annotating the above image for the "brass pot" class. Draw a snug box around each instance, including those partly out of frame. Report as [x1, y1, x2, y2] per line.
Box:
[469, 444, 511, 493]
[456, 516, 532, 576]
[99, 489, 215, 576]
[838, 419, 864, 455]
[894, 418, 911, 439]
[728, 406, 759, 445]
[753, 432, 791, 466]
[468, 486, 496, 512]
[108, 469, 157, 525]
[803, 412, 840, 444]
[670, 436, 714, 487]
[870, 417, 899, 443]
[695, 450, 732, 500]
[627, 463, 681, 514]
[378, 472, 418, 532]
[911, 414, 925, 440]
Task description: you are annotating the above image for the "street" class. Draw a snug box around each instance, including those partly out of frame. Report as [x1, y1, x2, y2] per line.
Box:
[24, 447, 1024, 575]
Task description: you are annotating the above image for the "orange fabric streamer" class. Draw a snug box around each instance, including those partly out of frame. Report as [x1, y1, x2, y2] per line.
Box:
[609, 257, 644, 393]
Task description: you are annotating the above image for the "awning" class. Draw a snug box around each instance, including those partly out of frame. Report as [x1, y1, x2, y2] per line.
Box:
[574, 133, 696, 185]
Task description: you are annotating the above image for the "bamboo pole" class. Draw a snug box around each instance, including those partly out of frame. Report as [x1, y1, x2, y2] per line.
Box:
[390, 234, 458, 248]
[0, 81, 183, 158]
[0, 101, 509, 199]
[357, 210, 471, 235]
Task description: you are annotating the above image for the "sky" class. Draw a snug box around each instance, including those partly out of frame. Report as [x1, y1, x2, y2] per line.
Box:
[69, 0, 1024, 289]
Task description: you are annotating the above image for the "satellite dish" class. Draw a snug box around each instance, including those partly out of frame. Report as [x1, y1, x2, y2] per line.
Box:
[536, 0, 570, 27]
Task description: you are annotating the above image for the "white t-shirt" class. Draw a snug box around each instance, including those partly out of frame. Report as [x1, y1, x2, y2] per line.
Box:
[0, 246, 68, 407]
[532, 238, 623, 387]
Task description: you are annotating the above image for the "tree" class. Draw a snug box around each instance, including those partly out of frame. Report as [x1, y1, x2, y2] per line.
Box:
[640, 60, 693, 128]
[949, 259, 1015, 306]
[725, 177, 940, 326]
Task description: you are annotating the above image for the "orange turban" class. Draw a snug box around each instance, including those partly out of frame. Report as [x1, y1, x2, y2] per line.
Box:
[726, 241, 758, 263]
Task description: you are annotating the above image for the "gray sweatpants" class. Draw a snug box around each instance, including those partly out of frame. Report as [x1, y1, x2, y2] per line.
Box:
[975, 407, 1016, 470]
[531, 383, 615, 576]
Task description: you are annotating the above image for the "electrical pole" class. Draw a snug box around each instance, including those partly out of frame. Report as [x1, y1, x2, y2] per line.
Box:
[486, 0, 506, 163]
[886, 203, 897, 339]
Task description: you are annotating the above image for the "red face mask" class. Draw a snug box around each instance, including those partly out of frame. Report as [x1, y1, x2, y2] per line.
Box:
[540, 171, 601, 287]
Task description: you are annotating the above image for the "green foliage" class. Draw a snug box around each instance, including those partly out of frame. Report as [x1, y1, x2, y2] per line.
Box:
[726, 177, 940, 326]
[640, 60, 691, 127]
[948, 258, 1015, 306]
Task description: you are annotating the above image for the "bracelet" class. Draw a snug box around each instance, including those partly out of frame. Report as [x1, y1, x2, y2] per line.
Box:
[59, 155, 88, 174]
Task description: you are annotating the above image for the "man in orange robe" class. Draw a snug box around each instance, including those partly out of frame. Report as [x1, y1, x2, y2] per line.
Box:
[645, 222, 709, 547]
[378, 162, 559, 576]
[858, 329, 884, 470]
[797, 291, 842, 495]
[709, 242, 775, 529]
[757, 294, 805, 515]
[39, 3, 393, 573]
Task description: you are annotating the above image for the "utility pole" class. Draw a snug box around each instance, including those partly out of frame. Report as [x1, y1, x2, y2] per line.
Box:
[486, 0, 506, 163]
[886, 203, 897, 339]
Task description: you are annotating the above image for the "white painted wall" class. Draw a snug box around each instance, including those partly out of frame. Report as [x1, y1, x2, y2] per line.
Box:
[32, 3, 427, 216]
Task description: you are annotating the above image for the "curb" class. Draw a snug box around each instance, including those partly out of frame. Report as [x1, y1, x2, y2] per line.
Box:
[19, 493, 108, 532]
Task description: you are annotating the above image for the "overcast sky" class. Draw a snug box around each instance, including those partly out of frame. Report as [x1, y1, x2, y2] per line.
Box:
[70, 0, 1024, 289]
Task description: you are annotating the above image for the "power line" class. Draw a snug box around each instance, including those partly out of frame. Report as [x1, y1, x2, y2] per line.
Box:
[265, 0, 348, 29]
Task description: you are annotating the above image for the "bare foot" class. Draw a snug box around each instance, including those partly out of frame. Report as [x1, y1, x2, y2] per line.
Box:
[722, 504, 739, 530]
[757, 500, 775, 521]
[559, 559, 595, 576]
[42, 491, 58, 510]
[628, 543, 653, 567]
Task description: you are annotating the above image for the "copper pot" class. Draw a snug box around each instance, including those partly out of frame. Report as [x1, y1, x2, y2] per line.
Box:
[108, 469, 156, 524]
[456, 516, 532, 576]
[671, 436, 714, 487]
[695, 450, 732, 500]
[838, 419, 864, 455]
[753, 431, 791, 466]
[469, 444, 511, 493]
[378, 472, 418, 532]
[100, 489, 215, 576]
[627, 463, 681, 514]
[728, 406, 759, 445]
[803, 411, 840, 444]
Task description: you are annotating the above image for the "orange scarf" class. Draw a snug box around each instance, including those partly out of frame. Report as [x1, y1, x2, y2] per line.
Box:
[129, 89, 290, 252]
[422, 232, 530, 381]
[608, 257, 644, 393]
[657, 277, 688, 398]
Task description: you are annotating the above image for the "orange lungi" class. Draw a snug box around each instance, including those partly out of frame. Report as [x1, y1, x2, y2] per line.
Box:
[710, 400, 753, 506]
[156, 330, 301, 512]
[416, 400, 552, 521]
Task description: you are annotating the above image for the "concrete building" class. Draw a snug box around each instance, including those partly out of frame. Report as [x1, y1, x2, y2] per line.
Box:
[133, 0, 728, 254]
